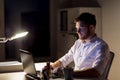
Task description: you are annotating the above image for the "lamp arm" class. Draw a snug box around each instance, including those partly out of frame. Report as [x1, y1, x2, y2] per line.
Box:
[0, 38, 9, 43]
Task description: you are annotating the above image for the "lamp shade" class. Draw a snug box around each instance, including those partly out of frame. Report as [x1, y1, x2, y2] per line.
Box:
[9, 32, 28, 41]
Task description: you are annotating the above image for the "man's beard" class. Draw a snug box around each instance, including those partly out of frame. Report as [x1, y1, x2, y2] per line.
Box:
[78, 29, 91, 40]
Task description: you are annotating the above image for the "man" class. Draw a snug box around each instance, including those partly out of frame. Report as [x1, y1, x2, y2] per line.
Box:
[43, 12, 110, 78]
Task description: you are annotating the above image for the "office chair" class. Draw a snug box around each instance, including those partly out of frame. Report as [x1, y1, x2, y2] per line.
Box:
[100, 51, 115, 80]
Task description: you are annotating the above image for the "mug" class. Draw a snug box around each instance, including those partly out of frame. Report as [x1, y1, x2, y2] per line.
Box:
[63, 67, 73, 80]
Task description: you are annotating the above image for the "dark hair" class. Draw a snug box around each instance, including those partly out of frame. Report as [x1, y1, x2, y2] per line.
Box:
[74, 12, 96, 26]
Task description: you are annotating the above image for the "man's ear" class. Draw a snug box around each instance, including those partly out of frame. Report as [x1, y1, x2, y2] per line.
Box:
[89, 25, 95, 31]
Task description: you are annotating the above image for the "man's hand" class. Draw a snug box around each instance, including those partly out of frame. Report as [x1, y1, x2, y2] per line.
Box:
[42, 62, 53, 79]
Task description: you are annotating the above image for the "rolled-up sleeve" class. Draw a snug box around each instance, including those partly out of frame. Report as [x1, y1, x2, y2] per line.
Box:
[59, 42, 76, 67]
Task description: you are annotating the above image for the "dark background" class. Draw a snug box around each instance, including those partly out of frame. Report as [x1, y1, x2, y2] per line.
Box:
[4, 0, 50, 59]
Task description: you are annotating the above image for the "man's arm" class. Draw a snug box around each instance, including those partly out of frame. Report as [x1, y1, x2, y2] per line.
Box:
[51, 60, 63, 69]
[73, 68, 100, 78]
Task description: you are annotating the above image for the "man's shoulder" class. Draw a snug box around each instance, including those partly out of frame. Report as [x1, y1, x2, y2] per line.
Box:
[95, 37, 108, 44]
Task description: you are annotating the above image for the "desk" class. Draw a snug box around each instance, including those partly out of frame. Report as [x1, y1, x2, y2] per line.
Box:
[0, 71, 98, 80]
[0, 72, 26, 80]
[0, 61, 98, 80]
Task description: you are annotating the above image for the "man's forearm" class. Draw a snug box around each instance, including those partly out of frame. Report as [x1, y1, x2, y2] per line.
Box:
[51, 60, 63, 69]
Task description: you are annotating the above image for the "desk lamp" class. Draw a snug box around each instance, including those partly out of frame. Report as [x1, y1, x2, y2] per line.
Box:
[0, 31, 28, 43]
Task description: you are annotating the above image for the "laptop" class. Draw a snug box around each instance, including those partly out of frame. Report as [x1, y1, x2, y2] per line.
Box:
[19, 49, 41, 80]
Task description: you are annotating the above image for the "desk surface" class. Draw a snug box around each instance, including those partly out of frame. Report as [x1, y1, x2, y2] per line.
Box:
[0, 61, 98, 80]
[0, 71, 98, 80]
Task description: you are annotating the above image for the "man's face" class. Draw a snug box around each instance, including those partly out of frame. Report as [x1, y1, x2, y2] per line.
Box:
[75, 21, 91, 40]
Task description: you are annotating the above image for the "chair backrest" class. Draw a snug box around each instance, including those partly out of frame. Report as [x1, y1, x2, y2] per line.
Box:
[102, 51, 115, 80]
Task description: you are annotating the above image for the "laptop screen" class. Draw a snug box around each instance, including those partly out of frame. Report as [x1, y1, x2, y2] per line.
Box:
[19, 49, 37, 76]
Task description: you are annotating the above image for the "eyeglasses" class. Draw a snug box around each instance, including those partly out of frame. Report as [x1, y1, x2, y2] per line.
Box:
[76, 27, 88, 33]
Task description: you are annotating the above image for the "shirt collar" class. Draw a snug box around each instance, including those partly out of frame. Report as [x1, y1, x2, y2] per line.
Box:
[81, 34, 98, 46]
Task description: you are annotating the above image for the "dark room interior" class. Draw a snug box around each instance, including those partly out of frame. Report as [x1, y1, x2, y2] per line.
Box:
[4, 0, 50, 60]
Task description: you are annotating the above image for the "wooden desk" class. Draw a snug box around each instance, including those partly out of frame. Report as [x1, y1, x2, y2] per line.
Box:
[0, 71, 98, 80]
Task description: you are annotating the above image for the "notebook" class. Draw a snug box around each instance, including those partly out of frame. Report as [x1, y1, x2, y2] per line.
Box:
[19, 49, 41, 80]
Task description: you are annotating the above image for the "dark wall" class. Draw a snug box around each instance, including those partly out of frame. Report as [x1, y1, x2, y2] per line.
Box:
[5, 0, 50, 59]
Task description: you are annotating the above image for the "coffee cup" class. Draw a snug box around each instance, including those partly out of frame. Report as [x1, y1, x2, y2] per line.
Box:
[63, 67, 73, 80]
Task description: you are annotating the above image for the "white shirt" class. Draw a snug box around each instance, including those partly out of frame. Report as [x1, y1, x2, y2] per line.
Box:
[59, 34, 110, 75]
